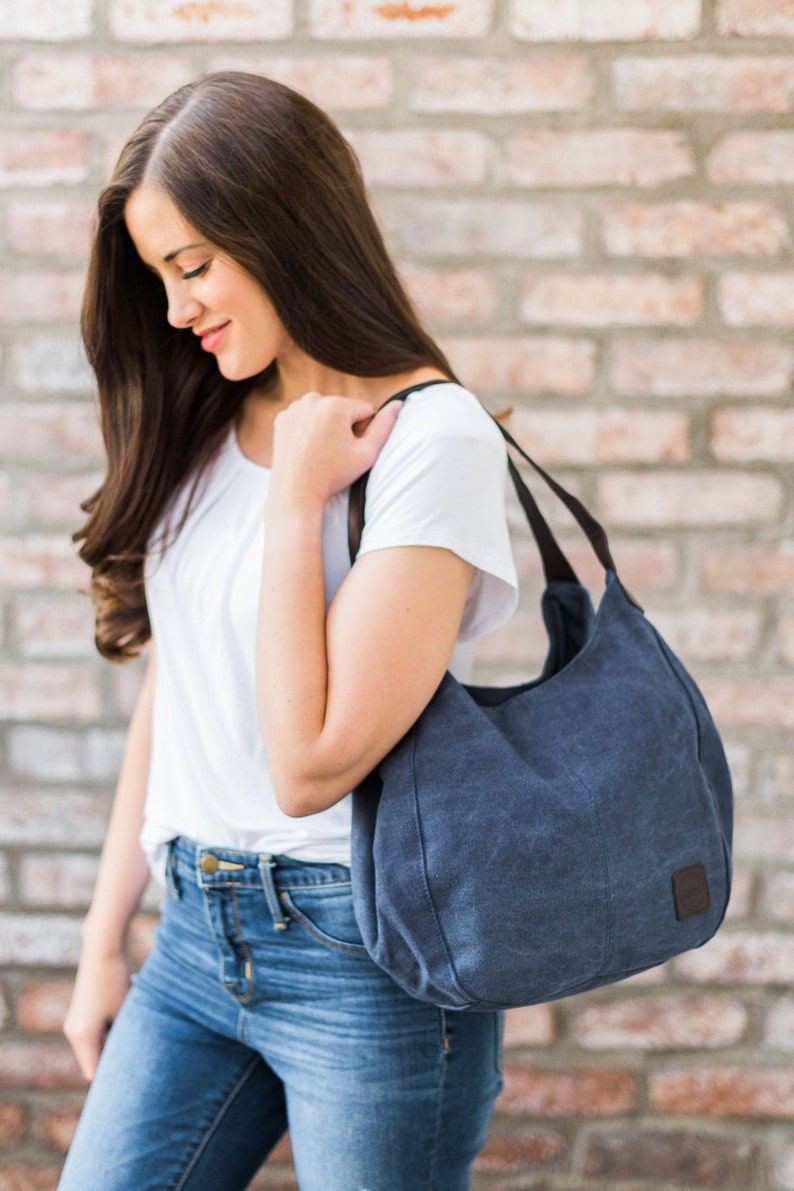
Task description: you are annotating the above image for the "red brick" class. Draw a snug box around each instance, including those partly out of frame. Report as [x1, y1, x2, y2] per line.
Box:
[598, 472, 782, 528]
[11, 334, 93, 394]
[13, 53, 192, 110]
[476, 1126, 567, 1173]
[36, 1105, 81, 1153]
[509, 407, 689, 464]
[15, 980, 74, 1032]
[473, 604, 558, 672]
[712, 408, 794, 461]
[249, 1173, 296, 1191]
[614, 55, 794, 112]
[571, 995, 748, 1050]
[521, 272, 702, 327]
[649, 607, 760, 661]
[268, 1134, 293, 1163]
[0, 405, 101, 459]
[110, 658, 149, 718]
[733, 811, 794, 861]
[511, 0, 700, 40]
[763, 874, 794, 924]
[22, 472, 103, 529]
[7, 200, 93, 257]
[503, 1004, 555, 1047]
[0, 664, 101, 721]
[104, 127, 132, 183]
[0, 1167, 60, 1191]
[110, 0, 293, 41]
[601, 201, 789, 257]
[309, 0, 495, 38]
[0, 914, 82, 966]
[0, 0, 93, 39]
[0, 1042, 83, 1090]
[0, 272, 83, 324]
[700, 544, 794, 593]
[782, 614, 794, 666]
[346, 130, 488, 187]
[19, 855, 99, 909]
[8, 724, 125, 784]
[127, 914, 159, 969]
[503, 536, 678, 597]
[401, 200, 583, 259]
[0, 793, 109, 847]
[724, 746, 752, 800]
[581, 1129, 758, 1185]
[700, 679, 794, 732]
[0, 535, 86, 589]
[506, 130, 694, 188]
[764, 997, 794, 1051]
[0, 475, 11, 523]
[0, 1105, 26, 1147]
[209, 54, 394, 110]
[411, 55, 593, 112]
[709, 132, 794, 184]
[598, 539, 678, 591]
[498, 1066, 637, 1116]
[15, 596, 95, 658]
[399, 265, 498, 326]
[443, 336, 595, 395]
[726, 866, 753, 921]
[612, 336, 794, 396]
[676, 932, 794, 984]
[719, 272, 794, 326]
[651, 1067, 794, 1118]
[718, 0, 794, 36]
[0, 131, 87, 187]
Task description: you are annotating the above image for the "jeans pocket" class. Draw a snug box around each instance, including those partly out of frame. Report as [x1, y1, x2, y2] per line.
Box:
[279, 884, 369, 956]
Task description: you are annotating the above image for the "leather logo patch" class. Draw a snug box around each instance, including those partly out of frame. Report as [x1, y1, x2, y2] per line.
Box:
[672, 864, 711, 921]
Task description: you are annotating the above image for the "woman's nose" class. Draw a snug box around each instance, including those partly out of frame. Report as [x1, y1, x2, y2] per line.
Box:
[166, 291, 202, 330]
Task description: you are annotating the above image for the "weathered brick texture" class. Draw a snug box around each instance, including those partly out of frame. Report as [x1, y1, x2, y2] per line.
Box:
[2, 3, 791, 1188]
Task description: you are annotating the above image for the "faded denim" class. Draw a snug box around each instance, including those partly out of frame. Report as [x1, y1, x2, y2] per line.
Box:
[58, 836, 502, 1191]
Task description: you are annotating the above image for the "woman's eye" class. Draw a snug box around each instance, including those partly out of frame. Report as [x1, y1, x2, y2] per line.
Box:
[182, 262, 210, 280]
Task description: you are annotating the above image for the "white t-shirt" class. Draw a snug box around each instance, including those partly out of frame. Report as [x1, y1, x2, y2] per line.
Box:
[141, 381, 518, 883]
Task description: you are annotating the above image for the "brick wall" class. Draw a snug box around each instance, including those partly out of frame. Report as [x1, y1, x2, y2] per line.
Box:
[1, 1, 792, 1187]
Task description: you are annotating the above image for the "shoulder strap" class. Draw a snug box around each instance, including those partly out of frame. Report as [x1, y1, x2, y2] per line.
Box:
[347, 381, 641, 611]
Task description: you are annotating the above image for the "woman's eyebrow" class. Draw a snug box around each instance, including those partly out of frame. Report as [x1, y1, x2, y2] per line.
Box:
[163, 242, 207, 262]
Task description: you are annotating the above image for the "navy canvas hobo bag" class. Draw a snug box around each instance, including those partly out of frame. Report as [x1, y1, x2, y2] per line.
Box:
[347, 380, 734, 1013]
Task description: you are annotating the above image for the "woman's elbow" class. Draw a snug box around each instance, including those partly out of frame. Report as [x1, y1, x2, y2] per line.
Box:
[271, 766, 354, 818]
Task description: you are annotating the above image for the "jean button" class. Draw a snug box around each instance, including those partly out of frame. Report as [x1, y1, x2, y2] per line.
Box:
[200, 853, 219, 874]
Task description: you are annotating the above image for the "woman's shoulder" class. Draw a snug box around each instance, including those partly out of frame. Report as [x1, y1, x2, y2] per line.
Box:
[394, 380, 503, 449]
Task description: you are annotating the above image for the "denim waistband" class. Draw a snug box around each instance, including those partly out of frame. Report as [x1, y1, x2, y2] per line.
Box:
[168, 835, 353, 891]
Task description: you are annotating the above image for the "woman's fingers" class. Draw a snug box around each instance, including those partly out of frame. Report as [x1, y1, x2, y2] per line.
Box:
[271, 392, 402, 502]
[63, 951, 131, 1082]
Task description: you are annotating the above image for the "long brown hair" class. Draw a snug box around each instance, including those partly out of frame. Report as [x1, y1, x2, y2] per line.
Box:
[75, 70, 459, 662]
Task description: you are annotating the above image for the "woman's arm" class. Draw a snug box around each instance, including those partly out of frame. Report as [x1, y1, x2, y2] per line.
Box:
[257, 393, 474, 817]
[63, 641, 156, 1079]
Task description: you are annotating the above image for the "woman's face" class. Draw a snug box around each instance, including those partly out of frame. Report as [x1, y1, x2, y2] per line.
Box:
[124, 186, 294, 381]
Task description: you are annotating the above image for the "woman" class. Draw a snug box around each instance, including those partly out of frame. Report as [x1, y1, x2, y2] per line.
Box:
[60, 71, 518, 1190]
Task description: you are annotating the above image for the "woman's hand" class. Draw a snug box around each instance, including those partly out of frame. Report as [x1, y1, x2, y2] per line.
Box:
[269, 392, 401, 509]
[63, 947, 131, 1081]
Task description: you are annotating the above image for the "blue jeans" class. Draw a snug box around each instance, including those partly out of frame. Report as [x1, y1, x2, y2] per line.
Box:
[58, 837, 503, 1191]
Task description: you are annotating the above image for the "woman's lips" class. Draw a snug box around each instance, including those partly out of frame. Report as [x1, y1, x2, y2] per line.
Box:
[199, 322, 230, 352]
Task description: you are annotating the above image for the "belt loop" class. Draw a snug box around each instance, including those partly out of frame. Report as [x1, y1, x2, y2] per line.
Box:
[258, 855, 289, 931]
[165, 839, 183, 900]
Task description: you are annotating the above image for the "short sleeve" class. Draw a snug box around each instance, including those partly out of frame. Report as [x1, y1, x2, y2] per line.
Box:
[356, 383, 519, 641]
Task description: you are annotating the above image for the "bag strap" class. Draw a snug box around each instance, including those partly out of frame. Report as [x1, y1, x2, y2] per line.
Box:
[347, 380, 642, 610]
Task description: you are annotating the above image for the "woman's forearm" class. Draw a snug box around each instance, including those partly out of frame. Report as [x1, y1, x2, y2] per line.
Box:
[81, 646, 157, 957]
[257, 495, 331, 811]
